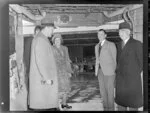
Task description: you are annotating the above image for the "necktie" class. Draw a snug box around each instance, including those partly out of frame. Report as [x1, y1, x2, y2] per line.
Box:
[99, 43, 102, 56]
[99, 43, 102, 69]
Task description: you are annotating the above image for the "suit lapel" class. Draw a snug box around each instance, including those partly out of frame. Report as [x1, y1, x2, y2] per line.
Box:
[101, 40, 108, 51]
[96, 40, 108, 58]
[98, 40, 108, 58]
[103, 40, 108, 47]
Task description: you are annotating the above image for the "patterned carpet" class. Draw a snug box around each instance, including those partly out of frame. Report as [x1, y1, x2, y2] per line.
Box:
[67, 73, 101, 103]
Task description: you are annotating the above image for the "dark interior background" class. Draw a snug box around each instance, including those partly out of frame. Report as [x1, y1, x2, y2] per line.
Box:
[23, 31, 122, 73]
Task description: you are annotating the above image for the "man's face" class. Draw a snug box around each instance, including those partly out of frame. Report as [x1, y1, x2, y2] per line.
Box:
[46, 26, 54, 37]
[97, 31, 106, 42]
[119, 29, 130, 41]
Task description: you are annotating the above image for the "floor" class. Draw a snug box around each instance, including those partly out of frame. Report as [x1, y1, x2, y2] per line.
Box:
[10, 72, 143, 111]
[62, 73, 142, 111]
[66, 73, 104, 111]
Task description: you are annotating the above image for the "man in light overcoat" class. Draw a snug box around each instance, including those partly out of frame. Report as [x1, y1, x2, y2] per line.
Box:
[29, 23, 59, 110]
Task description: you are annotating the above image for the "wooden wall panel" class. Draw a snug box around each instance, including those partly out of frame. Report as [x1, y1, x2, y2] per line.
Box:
[133, 6, 143, 43]
[134, 33, 143, 42]
[135, 25, 143, 32]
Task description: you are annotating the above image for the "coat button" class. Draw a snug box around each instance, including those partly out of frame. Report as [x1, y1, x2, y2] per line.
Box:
[1, 102, 4, 105]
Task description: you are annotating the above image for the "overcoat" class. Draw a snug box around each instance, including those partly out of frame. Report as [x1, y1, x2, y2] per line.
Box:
[52, 45, 72, 95]
[115, 37, 143, 108]
[29, 32, 59, 109]
[61, 45, 73, 73]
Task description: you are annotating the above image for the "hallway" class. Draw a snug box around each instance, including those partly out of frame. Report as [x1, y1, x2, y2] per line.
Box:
[65, 73, 111, 111]
[10, 73, 105, 111]
[69, 73, 100, 103]
[10, 72, 143, 111]
[63, 73, 143, 111]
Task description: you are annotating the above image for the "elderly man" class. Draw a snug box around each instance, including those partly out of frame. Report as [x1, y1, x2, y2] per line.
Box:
[95, 29, 117, 111]
[29, 23, 59, 111]
[115, 22, 143, 111]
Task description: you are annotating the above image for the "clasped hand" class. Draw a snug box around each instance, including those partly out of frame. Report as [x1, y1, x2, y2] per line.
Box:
[41, 79, 53, 85]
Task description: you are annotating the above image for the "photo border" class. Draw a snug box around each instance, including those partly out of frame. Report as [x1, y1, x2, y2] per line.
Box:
[0, 0, 148, 111]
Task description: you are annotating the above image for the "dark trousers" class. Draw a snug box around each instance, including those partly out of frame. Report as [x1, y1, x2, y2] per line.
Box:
[98, 69, 115, 111]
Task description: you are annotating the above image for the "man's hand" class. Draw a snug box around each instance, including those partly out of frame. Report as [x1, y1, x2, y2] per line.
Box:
[95, 67, 98, 76]
[68, 73, 72, 78]
[41, 79, 53, 85]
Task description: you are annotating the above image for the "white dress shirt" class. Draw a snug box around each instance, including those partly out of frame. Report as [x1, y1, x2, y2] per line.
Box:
[99, 39, 106, 46]
[124, 37, 130, 45]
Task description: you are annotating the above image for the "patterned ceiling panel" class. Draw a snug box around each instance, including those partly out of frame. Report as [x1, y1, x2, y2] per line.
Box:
[22, 4, 126, 15]
[41, 13, 104, 27]
[21, 4, 127, 27]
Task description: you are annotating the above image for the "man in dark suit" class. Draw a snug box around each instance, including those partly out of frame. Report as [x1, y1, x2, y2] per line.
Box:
[95, 29, 117, 111]
[115, 22, 143, 111]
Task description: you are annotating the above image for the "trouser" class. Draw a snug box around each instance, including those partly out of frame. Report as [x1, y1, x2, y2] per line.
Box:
[98, 69, 115, 111]
[117, 105, 138, 111]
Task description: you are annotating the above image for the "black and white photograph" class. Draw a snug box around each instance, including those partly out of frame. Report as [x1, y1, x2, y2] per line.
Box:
[9, 4, 144, 111]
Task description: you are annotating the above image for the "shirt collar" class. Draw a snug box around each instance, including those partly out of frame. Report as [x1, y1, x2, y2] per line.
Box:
[124, 37, 130, 45]
[99, 39, 106, 46]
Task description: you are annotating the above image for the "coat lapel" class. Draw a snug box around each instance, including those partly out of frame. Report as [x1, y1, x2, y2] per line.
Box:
[119, 37, 133, 62]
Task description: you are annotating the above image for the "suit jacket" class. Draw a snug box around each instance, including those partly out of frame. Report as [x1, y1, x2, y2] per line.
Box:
[115, 37, 143, 108]
[29, 32, 59, 109]
[95, 40, 117, 76]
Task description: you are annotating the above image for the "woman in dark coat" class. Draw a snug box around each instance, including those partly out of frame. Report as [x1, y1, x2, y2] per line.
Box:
[52, 34, 73, 110]
[115, 22, 143, 111]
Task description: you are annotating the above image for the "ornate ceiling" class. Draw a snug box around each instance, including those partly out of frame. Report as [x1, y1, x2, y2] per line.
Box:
[21, 4, 126, 15]
[20, 4, 126, 45]
[21, 4, 127, 27]
[9, 4, 143, 46]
